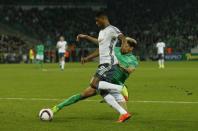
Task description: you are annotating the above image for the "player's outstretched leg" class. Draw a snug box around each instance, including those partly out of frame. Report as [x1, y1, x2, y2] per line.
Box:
[52, 87, 96, 114]
[52, 94, 82, 113]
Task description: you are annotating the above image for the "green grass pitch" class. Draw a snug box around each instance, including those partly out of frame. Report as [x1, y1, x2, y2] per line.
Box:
[0, 62, 197, 131]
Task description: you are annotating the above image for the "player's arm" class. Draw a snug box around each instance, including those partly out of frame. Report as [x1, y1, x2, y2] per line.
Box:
[65, 42, 68, 50]
[77, 34, 98, 45]
[124, 67, 135, 74]
[56, 42, 59, 48]
[118, 34, 127, 46]
[120, 65, 135, 74]
[81, 48, 99, 64]
[111, 27, 128, 46]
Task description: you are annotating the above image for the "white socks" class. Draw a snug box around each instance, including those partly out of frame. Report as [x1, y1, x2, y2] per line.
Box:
[158, 59, 165, 68]
[104, 94, 127, 115]
[161, 59, 164, 65]
[61, 61, 65, 70]
[158, 60, 161, 67]
[98, 81, 123, 92]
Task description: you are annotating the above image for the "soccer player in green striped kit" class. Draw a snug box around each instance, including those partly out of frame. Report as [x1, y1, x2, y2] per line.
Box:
[51, 37, 138, 122]
[36, 43, 45, 68]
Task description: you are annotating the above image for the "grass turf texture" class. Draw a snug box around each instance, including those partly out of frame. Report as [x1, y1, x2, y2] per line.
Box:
[0, 62, 197, 131]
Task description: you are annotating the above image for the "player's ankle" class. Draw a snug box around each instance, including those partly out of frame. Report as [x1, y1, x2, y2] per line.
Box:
[52, 106, 59, 113]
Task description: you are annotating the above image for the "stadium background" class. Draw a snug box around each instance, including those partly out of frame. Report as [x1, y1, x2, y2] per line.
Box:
[0, 0, 197, 63]
[0, 1, 198, 131]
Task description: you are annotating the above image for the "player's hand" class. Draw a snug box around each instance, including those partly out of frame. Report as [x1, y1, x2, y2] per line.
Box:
[119, 64, 135, 74]
[76, 34, 87, 42]
[81, 57, 88, 64]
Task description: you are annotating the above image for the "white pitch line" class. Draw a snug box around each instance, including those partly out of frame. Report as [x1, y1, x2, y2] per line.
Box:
[0, 97, 197, 104]
[131, 100, 198, 104]
[0, 97, 60, 101]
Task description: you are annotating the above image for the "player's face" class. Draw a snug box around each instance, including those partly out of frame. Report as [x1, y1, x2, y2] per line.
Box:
[121, 43, 133, 54]
[95, 17, 105, 28]
[60, 37, 64, 41]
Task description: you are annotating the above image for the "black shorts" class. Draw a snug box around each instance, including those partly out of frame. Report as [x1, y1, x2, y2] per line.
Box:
[158, 53, 164, 60]
[94, 64, 126, 83]
[94, 63, 112, 79]
[59, 53, 65, 58]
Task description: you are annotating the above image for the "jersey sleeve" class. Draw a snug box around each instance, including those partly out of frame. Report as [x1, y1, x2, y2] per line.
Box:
[56, 42, 59, 48]
[156, 43, 158, 48]
[128, 61, 138, 69]
[128, 62, 137, 68]
[163, 43, 166, 47]
[128, 56, 138, 69]
[111, 26, 122, 38]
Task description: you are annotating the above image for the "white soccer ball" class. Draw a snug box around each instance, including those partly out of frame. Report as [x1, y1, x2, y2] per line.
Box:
[39, 108, 53, 121]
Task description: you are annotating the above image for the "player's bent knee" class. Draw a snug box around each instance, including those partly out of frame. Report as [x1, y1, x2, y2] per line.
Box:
[90, 76, 100, 89]
[90, 78, 100, 89]
[81, 87, 97, 99]
[90, 83, 97, 89]
[99, 89, 109, 97]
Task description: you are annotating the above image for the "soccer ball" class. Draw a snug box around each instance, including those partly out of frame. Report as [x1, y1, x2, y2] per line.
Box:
[39, 108, 53, 121]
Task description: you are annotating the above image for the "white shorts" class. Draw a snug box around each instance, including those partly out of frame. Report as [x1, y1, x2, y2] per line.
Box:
[36, 54, 44, 60]
[110, 91, 126, 103]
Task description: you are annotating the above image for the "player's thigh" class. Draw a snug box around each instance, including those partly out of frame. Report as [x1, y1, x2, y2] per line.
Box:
[59, 53, 65, 60]
[158, 53, 164, 60]
[61, 56, 65, 61]
[81, 87, 97, 98]
[90, 76, 100, 89]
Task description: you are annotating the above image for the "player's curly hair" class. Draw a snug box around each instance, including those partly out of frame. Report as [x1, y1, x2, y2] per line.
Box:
[126, 37, 137, 48]
[95, 11, 108, 18]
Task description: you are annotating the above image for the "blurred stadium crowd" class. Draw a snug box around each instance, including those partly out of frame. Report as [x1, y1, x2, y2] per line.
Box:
[0, 0, 197, 63]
